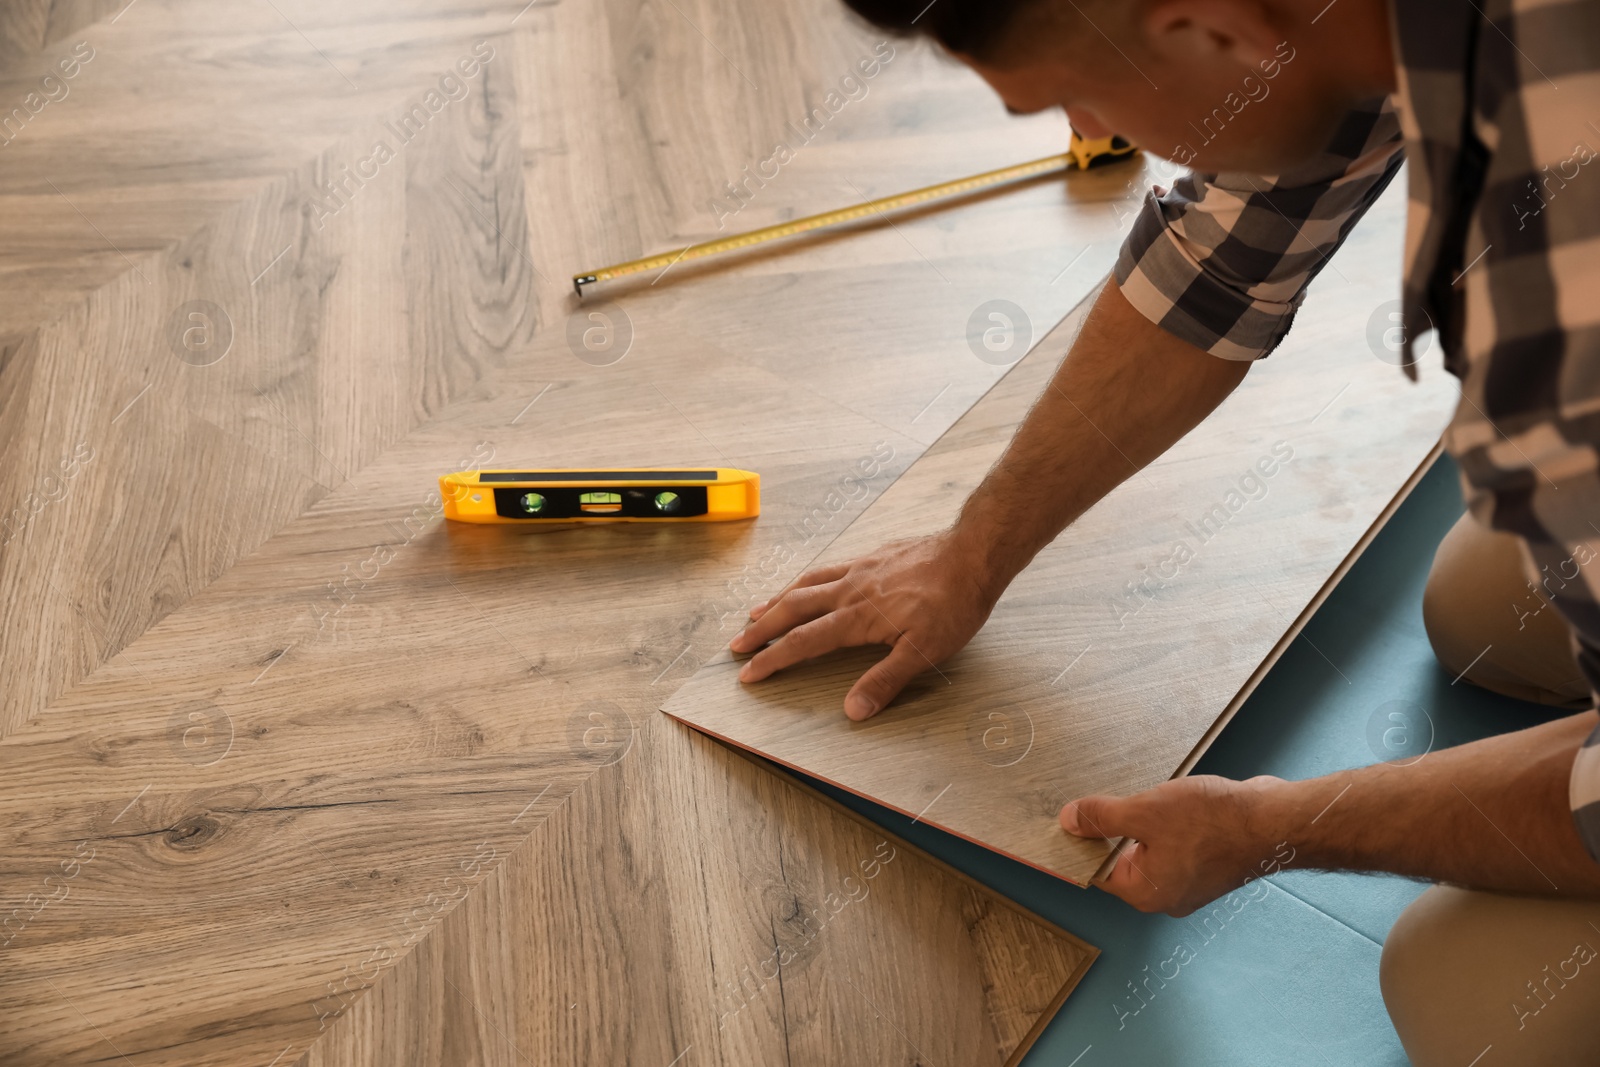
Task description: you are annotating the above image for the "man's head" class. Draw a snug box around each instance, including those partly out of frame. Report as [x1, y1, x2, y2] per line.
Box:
[841, 0, 1397, 173]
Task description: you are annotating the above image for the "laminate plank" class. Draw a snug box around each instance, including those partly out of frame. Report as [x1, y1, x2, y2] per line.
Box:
[663, 176, 1461, 885]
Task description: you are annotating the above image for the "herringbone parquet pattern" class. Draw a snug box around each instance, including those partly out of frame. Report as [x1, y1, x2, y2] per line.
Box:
[0, 0, 1121, 1063]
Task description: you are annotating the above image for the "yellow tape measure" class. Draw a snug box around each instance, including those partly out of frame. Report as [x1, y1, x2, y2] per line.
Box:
[573, 133, 1137, 295]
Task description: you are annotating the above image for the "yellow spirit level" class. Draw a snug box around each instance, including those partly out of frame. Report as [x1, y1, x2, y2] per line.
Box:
[440, 468, 760, 523]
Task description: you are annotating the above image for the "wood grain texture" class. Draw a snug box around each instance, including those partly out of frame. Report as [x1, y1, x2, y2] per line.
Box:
[301, 717, 1091, 1067]
[0, 0, 1126, 1061]
[664, 177, 1461, 885]
[0, 0, 119, 67]
[0, 0, 530, 336]
[0, 71, 535, 742]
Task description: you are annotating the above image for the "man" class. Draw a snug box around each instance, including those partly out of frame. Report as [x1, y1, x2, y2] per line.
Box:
[728, 0, 1600, 1061]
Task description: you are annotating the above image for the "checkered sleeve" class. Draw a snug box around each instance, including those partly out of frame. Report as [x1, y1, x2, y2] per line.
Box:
[1435, 0, 1600, 858]
[1114, 97, 1405, 361]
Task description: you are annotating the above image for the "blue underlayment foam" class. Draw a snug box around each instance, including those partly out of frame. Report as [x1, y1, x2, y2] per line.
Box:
[805, 454, 1571, 1067]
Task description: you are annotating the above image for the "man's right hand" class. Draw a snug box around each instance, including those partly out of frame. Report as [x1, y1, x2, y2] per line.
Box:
[728, 530, 1001, 720]
[728, 280, 1250, 723]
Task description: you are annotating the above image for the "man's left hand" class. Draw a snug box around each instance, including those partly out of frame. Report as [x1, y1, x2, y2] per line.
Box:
[1061, 775, 1291, 916]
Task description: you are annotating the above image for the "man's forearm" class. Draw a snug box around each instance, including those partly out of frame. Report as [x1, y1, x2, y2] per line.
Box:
[949, 279, 1250, 596]
[1261, 709, 1600, 896]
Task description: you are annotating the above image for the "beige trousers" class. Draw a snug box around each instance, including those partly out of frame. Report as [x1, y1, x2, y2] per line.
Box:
[1381, 514, 1598, 1066]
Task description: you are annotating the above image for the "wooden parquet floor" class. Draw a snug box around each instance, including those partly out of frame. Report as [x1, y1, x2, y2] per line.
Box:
[0, 0, 1138, 1063]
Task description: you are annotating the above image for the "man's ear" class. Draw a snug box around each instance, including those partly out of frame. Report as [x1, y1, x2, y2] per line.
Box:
[1139, 0, 1282, 68]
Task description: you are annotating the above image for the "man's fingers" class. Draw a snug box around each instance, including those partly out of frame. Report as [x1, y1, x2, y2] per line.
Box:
[844, 640, 933, 721]
[1066, 795, 1168, 910]
[1098, 842, 1160, 910]
[732, 583, 840, 656]
[747, 563, 851, 623]
[1060, 793, 1137, 841]
[739, 615, 856, 683]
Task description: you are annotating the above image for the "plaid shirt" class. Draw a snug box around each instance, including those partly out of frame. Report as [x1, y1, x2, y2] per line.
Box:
[1114, 0, 1600, 857]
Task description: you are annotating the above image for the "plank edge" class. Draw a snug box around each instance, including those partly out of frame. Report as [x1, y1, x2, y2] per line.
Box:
[1089, 437, 1447, 883]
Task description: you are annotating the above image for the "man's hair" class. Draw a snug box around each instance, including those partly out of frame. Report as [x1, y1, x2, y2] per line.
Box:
[840, 0, 1043, 60]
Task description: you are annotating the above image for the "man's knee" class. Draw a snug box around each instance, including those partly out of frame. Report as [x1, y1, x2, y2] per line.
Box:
[1421, 512, 1511, 675]
[1422, 512, 1589, 706]
[1382, 885, 1600, 1067]
[1378, 884, 1447, 1035]
[1381, 886, 1521, 1067]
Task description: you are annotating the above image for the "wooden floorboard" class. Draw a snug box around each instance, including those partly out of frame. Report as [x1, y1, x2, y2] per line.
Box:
[664, 177, 1460, 885]
[0, 0, 1122, 1061]
[301, 718, 1092, 1067]
[0, 0, 120, 67]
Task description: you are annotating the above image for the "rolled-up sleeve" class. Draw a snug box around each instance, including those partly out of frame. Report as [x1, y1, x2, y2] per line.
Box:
[1114, 96, 1406, 361]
